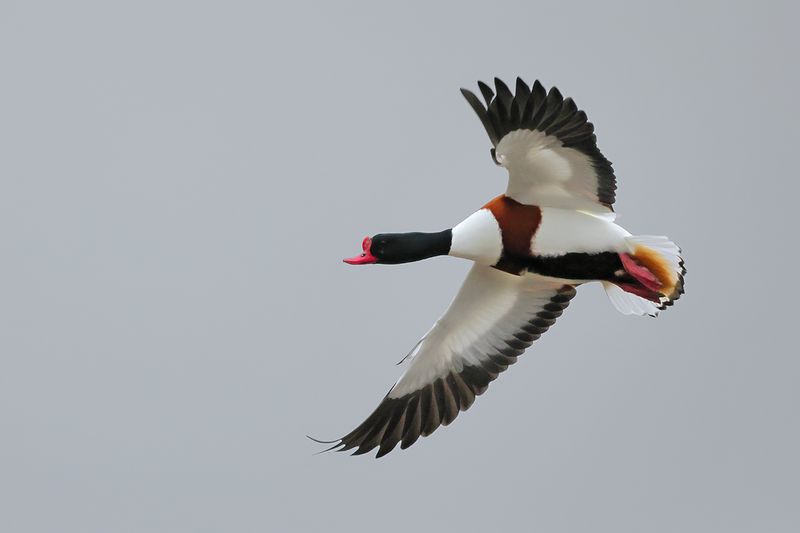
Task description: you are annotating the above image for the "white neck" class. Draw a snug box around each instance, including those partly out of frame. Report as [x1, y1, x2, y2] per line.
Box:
[449, 209, 503, 264]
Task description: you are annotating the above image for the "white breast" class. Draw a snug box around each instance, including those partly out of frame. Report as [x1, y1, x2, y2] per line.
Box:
[532, 208, 631, 256]
[449, 209, 503, 264]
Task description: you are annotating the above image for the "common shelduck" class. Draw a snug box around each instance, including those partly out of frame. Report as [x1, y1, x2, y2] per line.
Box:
[314, 78, 686, 457]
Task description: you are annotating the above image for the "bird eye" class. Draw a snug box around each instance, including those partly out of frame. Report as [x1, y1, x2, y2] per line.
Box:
[490, 148, 501, 166]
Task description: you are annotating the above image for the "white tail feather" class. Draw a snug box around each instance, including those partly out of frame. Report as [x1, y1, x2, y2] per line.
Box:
[625, 235, 683, 274]
[603, 281, 660, 317]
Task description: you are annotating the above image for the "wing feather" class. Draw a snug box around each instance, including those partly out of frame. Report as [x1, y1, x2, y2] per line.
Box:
[494, 77, 514, 115]
[319, 266, 577, 457]
[514, 76, 531, 118]
[478, 80, 495, 107]
[461, 78, 617, 212]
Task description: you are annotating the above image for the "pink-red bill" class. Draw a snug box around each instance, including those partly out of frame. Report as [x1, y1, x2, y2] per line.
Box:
[343, 236, 377, 265]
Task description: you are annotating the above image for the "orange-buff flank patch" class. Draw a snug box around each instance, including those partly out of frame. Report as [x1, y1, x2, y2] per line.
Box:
[632, 246, 676, 295]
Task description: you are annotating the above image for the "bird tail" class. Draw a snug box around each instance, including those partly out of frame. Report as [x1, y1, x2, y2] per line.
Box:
[603, 235, 685, 317]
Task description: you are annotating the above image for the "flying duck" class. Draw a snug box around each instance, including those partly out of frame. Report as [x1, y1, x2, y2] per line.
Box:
[314, 78, 686, 458]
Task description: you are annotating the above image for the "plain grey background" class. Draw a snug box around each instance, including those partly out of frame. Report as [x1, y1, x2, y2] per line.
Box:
[2, 1, 798, 531]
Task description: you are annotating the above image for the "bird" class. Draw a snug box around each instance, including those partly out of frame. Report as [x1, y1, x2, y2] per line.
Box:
[313, 77, 686, 458]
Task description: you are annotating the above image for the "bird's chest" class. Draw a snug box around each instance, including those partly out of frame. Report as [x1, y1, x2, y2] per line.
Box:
[484, 195, 542, 258]
[450, 195, 541, 273]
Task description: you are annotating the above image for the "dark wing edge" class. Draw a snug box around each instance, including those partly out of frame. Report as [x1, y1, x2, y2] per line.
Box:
[461, 77, 617, 208]
[312, 284, 577, 458]
[659, 253, 686, 311]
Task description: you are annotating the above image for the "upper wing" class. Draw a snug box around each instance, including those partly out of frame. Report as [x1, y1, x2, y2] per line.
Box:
[320, 265, 577, 457]
[461, 78, 617, 213]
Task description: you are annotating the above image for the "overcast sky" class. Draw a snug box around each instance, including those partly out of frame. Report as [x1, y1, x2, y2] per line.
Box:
[1, 1, 798, 532]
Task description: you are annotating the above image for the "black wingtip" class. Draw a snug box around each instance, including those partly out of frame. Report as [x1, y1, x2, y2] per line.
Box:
[477, 80, 494, 106]
[374, 446, 395, 459]
[306, 434, 340, 444]
[307, 435, 346, 455]
[494, 77, 511, 94]
[459, 88, 483, 108]
[515, 77, 530, 97]
[461, 86, 499, 145]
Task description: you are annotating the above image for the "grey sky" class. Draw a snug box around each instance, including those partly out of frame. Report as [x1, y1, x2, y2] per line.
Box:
[1, 1, 798, 532]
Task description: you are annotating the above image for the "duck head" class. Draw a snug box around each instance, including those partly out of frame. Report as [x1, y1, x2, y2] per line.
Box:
[343, 231, 453, 265]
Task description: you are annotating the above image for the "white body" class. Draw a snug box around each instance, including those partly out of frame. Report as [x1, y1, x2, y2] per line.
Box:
[449, 206, 632, 264]
[534, 208, 631, 255]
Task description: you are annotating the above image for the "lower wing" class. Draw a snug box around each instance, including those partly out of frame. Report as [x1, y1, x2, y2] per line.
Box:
[318, 265, 577, 457]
